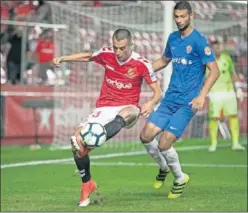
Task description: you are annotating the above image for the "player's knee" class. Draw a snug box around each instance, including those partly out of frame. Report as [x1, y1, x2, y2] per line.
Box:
[125, 113, 139, 129]
[158, 136, 174, 151]
[140, 131, 154, 144]
[118, 109, 129, 120]
[118, 105, 140, 122]
[158, 142, 171, 152]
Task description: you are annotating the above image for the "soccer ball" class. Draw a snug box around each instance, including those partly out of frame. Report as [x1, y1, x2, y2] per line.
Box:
[79, 122, 107, 148]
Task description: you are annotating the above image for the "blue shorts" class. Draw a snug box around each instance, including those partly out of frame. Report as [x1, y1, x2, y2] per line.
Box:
[147, 101, 196, 138]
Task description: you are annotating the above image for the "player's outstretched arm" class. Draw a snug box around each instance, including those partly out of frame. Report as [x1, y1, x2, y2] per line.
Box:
[140, 82, 162, 118]
[152, 56, 171, 72]
[53, 52, 93, 67]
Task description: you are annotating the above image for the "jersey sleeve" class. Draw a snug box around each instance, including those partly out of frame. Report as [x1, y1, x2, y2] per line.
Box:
[163, 34, 172, 59]
[140, 59, 157, 84]
[197, 36, 216, 65]
[91, 47, 105, 65]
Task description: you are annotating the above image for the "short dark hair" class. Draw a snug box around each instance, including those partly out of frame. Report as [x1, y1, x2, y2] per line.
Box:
[113, 29, 132, 44]
[174, 1, 192, 14]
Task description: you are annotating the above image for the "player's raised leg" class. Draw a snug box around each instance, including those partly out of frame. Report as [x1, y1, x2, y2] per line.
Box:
[71, 105, 140, 206]
[140, 119, 170, 190]
[104, 105, 140, 140]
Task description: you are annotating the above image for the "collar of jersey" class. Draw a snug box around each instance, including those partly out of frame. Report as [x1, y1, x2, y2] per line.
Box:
[115, 51, 134, 66]
[180, 28, 195, 40]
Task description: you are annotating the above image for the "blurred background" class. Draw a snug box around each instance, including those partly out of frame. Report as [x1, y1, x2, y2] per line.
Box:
[0, 0, 247, 149]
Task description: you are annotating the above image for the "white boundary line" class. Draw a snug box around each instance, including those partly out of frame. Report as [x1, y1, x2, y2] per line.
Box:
[1, 143, 247, 169]
[1, 161, 246, 169]
[90, 162, 247, 168]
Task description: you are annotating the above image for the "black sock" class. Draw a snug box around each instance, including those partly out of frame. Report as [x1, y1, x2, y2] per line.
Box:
[104, 115, 126, 140]
[74, 154, 91, 183]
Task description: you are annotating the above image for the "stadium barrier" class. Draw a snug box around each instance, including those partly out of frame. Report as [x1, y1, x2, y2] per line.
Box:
[1, 84, 247, 146]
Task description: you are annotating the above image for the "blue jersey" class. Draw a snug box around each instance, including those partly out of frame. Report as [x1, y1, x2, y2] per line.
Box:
[163, 29, 215, 105]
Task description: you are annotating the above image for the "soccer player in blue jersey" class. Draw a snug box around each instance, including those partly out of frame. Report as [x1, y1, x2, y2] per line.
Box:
[140, 1, 220, 199]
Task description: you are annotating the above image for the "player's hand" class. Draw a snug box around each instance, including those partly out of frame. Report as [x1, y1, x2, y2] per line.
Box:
[189, 95, 205, 111]
[140, 101, 154, 118]
[53, 57, 63, 67]
[236, 88, 244, 102]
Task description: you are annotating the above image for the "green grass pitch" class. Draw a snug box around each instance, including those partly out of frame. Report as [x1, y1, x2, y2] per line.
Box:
[1, 138, 247, 212]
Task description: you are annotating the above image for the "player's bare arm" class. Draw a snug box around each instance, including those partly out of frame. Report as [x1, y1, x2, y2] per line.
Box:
[152, 56, 171, 72]
[140, 82, 162, 118]
[190, 61, 220, 110]
[231, 71, 244, 102]
[53, 52, 93, 67]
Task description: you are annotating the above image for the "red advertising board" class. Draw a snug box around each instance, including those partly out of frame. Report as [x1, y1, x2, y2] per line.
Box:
[1, 85, 55, 145]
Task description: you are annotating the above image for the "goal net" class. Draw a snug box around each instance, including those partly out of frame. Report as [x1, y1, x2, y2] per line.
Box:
[49, 1, 247, 149]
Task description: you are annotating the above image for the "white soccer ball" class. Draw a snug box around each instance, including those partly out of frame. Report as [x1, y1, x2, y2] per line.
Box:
[80, 122, 107, 148]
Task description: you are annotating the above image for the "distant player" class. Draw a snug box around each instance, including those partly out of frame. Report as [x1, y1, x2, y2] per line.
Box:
[140, 1, 220, 198]
[207, 40, 245, 152]
[53, 29, 162, 207]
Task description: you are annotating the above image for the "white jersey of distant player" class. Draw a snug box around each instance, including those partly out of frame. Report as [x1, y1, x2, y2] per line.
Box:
[91, 46, 157, 108]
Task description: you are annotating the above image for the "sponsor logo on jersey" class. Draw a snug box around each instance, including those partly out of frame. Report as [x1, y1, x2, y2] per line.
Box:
[172, 57, 192, 65]
[204, 46, 211, 56]
[106, 77, 132, 89]
[186, 45, 192, 54]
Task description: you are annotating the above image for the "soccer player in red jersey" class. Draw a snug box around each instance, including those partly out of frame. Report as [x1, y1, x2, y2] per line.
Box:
[53, 29, 162, 207]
